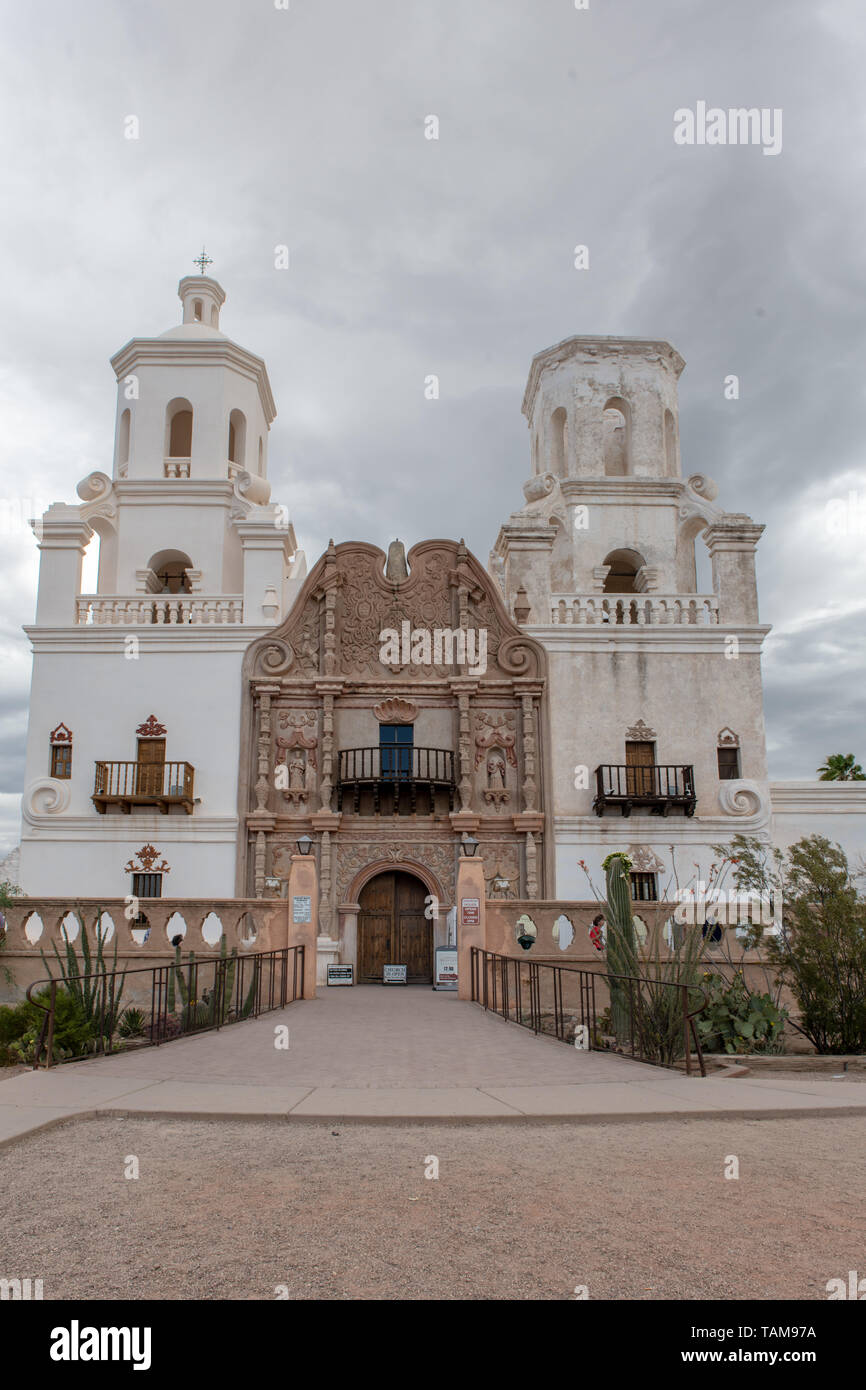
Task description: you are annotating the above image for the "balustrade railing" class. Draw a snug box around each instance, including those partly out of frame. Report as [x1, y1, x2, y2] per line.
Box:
[76, 595, 244, 625]
[550, 594, 719, 626]
[163, 457, 191, 478]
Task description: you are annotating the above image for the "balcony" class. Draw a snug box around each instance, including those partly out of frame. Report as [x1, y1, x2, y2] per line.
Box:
[550, 594, 719, 626]
[76, 595, 243, 625]
[93, 761, 195, 814]
[336, 747, 456, 814]
[593, 764, 696, 818]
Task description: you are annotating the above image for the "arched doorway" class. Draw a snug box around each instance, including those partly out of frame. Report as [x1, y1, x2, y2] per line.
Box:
[358, 871, 432, 984]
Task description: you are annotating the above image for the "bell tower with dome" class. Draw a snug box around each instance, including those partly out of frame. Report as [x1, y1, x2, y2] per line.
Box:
[18, 265, 306, 898]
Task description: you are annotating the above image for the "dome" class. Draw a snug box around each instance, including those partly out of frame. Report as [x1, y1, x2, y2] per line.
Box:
[159, 322, 228, 341]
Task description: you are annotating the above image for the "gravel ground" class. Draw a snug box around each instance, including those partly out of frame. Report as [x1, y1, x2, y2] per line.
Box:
[1, 1113, 863, 1300]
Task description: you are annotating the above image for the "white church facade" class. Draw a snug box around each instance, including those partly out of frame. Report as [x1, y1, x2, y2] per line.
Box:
[15, 272, 866, 983]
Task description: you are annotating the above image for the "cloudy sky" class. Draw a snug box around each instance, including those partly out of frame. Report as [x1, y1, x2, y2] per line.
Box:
[1, 0, 864, 853]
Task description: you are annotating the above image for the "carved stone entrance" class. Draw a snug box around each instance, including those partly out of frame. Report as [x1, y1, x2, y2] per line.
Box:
[358, 871, 431, 984]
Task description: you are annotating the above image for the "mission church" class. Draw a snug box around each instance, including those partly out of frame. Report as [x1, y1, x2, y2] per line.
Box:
[15, 269, 863, 984]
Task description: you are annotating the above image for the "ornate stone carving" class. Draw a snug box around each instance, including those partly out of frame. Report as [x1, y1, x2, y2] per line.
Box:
[24, 778, 71, 815]
[513, 587, 531, 624]
[678, 474, 723, 529]
[522, 472, 557, 505]
[525, 831, 538, 899]
[520, 694, 538, 811]
[124, 844, 171, 874]
[625, 719, 656, 741]
[474, 713, 517, 768]
[136, 715, 167, 738]
[487, 864, 517, 898]
[335, 838, 456, 905]
[76, 470, 114, 505]
[257, 640, 295, 678]
[483, 754, 510, 811]
[719, 779, 764, 817]
[718, 726, 740, 746]
[275, 711, 319, 812]
[49, 722, 73, 744]
[252, 690, 274, 813]
[629, 845, 664, 873]
[686, 474, 719, 502]
[372, 697, 418, 724]
[385, 539, 409, 582]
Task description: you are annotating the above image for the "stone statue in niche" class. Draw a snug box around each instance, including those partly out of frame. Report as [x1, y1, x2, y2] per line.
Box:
[488, 753, 506, 789]
[475, 715, 516, 812]
[483, 749, 510, 810]
[275, 711, 319, 813]
[277, 750, 317, 811]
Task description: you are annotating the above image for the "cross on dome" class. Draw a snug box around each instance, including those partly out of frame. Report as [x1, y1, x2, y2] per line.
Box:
[193, 247, 213, 276]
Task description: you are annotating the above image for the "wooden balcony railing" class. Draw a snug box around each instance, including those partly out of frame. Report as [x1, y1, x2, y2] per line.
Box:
[593, 764, 696, 818]
[93, 761, 195, 814]
[336, 747, 455, 813]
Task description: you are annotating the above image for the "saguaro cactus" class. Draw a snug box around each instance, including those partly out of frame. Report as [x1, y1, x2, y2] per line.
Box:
[603, 852, 639, 1044]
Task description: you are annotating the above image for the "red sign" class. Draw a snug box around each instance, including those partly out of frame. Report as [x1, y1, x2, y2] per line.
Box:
[461, 898, 481, 926]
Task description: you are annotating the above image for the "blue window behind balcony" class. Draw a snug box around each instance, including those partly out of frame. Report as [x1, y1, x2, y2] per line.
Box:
[380, 724, 413, 778]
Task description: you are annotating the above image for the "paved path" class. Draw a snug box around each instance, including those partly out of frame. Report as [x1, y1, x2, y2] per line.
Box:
[2, 987, 865, 1144]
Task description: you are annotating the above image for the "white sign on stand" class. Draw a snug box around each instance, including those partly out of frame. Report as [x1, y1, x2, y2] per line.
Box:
[383, 963, 407, 985]
[434, 946, 458, 991]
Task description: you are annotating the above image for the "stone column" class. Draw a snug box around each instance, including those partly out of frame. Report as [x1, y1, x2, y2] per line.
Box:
[338, 903, 361, 974]
[450, 679, 478, 813]
[704, 516, 765, 625]
[519, 690, 538, 811]
[34, 508, 93, 625]
[456, 850, 487, 1001]
[287, 852, 318, 999]
[316, 684, 344, 811]
[249, 683, 279, 897]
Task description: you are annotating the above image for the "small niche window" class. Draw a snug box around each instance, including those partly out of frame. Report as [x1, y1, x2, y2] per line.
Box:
[51, 744, 72, 779]
[132, 872, 163, 899]
[49, 723, 73, 779]
[717, 746, 741, 780]
[630, 872, 658, 903]
[193, 299, 203, 322]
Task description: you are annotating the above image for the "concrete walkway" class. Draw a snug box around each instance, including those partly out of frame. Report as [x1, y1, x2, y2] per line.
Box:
[2, 987, 865, 1145]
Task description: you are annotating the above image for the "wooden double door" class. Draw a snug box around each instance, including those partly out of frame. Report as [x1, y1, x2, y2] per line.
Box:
[358, 872, 432, 984]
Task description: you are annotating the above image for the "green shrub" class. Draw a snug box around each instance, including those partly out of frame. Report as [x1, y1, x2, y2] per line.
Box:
[697, 972, 787, 1054]
[3, 987, 100, 1064]
[118, 1006, 146, 1038]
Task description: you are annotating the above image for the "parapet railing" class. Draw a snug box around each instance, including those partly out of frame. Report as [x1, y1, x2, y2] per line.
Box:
[75, 595, 244, 625]
[550, 594, 719, 626]
[470, 948, 706, 1076]
[24, 944, 305, 1069]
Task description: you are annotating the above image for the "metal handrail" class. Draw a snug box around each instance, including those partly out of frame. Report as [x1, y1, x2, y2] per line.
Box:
[24, 944, 305, 1069]
[470, 948, 707, 1076]
[595, 764, 695, 798]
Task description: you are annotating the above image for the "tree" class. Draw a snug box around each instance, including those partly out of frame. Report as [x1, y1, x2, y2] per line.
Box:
[768, 836, 866, 1053]
[711, 834, 866, 1054]
[818, 753, 865, 781]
